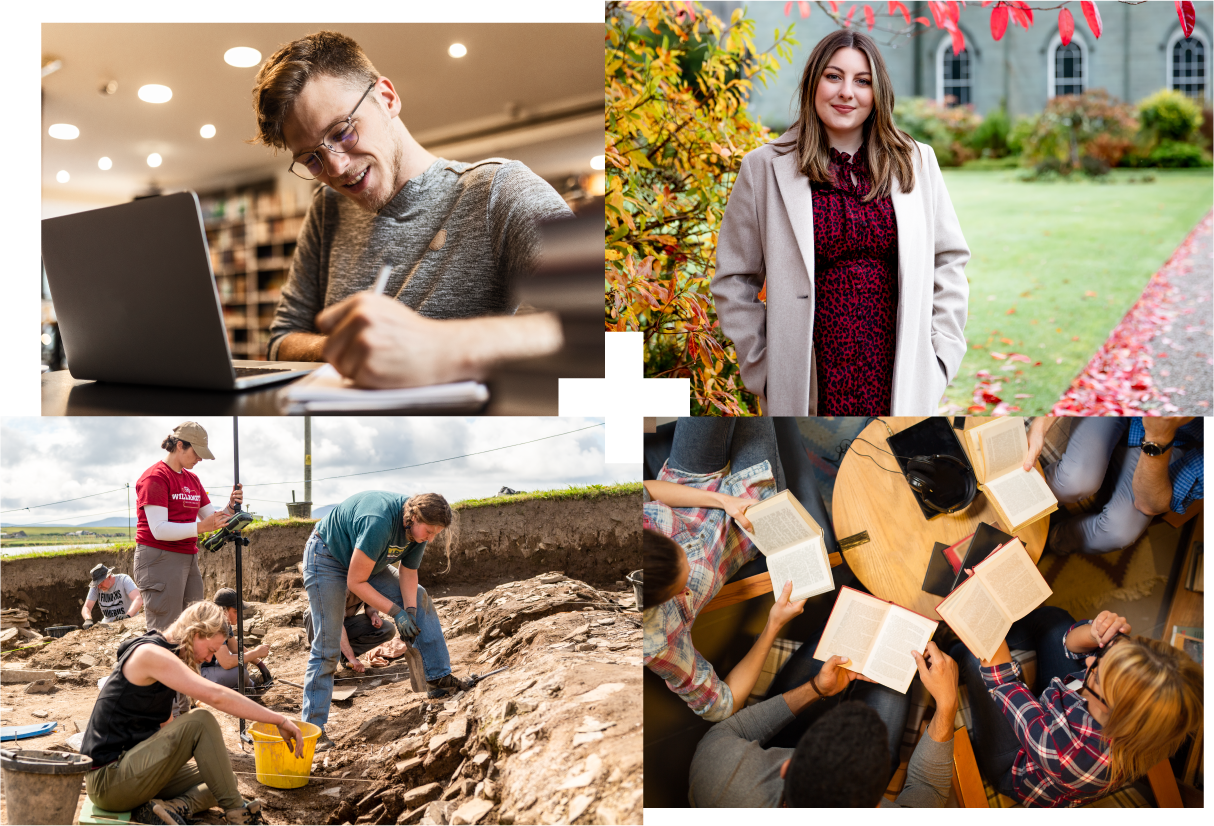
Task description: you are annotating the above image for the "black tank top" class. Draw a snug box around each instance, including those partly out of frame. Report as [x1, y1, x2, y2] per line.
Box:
[80, 631, 180, 768]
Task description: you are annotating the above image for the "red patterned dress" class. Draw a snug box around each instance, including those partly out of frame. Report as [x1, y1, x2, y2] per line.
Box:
[811, 145, 899, 415]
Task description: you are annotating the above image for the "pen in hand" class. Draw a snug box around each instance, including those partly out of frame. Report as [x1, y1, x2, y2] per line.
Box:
[371, 264, 392, 296]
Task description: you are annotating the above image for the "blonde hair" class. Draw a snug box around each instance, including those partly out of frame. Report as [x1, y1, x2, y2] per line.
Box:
[1099, 636, 1203, 789]
[164, 602, 227, 674]
[402, 493, 458, 575]
[774, 29, 917, 203]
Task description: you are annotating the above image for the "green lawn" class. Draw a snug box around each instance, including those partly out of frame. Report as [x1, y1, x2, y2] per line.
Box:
[0, 525, 133, 548]
[940, 168, 1212, 414]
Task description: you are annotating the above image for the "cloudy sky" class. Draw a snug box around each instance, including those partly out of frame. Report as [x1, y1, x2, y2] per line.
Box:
[1, 416, 637, 527]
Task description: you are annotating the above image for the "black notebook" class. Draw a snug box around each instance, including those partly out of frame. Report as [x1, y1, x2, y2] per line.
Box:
[885, 418, 973, 520]
[921, 522, 1015, 598]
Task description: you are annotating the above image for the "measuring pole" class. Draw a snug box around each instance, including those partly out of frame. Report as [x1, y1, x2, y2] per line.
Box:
[304, 416, 312, 515]
[233, 417, 249, 741]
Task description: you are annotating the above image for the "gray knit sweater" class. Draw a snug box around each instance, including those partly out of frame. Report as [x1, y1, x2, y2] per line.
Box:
[267, 157, 572, 360]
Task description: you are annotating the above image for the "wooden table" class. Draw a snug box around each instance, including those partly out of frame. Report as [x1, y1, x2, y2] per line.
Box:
[832, 417, 1047, 621]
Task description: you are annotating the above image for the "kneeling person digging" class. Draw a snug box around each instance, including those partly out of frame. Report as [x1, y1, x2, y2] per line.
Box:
[80, 601, 302, 826]
[301, 491, 471, 752]
[200, 588, 273, 691]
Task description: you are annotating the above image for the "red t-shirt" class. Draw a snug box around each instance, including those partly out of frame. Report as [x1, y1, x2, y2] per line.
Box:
[135, 461, 211, 554]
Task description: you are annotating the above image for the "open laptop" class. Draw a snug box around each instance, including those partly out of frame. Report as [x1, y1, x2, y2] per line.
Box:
[41, 191, 317, 390]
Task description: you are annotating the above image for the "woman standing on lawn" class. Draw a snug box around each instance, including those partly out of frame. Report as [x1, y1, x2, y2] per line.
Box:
[712, 29, 969, 415]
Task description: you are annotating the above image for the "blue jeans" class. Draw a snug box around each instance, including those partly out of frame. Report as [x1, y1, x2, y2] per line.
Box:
[762, 632, 909, 776]
[301, 531, 451, 730]
[1044, 418, 1181, 555]
[666, 417, 838, 557]
[949, 605, 1081, 798]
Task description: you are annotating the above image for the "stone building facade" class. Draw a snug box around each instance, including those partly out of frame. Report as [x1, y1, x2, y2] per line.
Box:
[702, 1, 1212, 129]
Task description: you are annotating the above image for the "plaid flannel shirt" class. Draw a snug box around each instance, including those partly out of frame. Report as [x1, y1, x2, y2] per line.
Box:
[982, 619, 1112, 807]
[642, 459, 777, 722]
[1126, 418, 1203, 515]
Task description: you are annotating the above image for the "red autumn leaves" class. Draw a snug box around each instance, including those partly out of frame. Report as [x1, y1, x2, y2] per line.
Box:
[791, 2, 1198, 58]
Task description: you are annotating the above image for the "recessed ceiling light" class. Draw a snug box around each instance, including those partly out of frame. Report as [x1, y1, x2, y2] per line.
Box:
[56, 170, 70, 183]
[48, 123, 79, 140]
[591, 155, 606, 171]
[138, 84, 173, 104]
[224, 47, 262, 68]
[147, 153, 163, 168]
[200, 124, 217, 139]
[98, 157, 112, 170]
[448, 43, 467, 58]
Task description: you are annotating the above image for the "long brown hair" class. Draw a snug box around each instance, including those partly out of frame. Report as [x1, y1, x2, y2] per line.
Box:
[402, 493, 459, 575]
[164, 601, 227, 674]
[776, 29, 917, 202]
[1098, 636, 1203, 789]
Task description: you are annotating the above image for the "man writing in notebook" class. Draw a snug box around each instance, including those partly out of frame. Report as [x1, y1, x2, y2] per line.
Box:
[251, 31, 569, 387]
[688, 641, 958, 807]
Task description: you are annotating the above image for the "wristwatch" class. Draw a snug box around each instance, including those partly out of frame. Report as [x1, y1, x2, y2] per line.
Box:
[1140, 439, 1174, 457]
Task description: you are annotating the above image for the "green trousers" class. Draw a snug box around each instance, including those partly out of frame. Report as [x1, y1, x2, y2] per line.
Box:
[85, 709, 242, 814]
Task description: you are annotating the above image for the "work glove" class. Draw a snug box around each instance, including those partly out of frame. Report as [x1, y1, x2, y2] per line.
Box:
[391, 605, 420, 643]
[82, 620, 95, 630]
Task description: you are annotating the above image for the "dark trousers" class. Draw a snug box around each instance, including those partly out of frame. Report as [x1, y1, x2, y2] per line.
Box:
[949, 605, 1081, 798]
[304, 609, 397, 660]
[664, 417, 838, 558]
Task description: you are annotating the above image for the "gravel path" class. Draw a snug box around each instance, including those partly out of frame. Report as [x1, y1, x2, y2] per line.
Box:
[1142, 210, 1213, 415]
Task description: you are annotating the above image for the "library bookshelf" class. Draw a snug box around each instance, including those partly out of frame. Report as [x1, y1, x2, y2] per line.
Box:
[199, 182, 312, 359]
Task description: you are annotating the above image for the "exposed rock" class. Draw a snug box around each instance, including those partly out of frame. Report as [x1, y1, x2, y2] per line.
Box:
[356, 786, 386, 815]
[77, 654, 97, 668]
[401, 783, 442, 809]
[428, 716, 468, 753]
[395, 756, 424, 778]
[31, 709, 49, 718]
[450, 798, 494, 826]
[566, 793, 593, 823]
[419, 800, 450, 825]
[356, 803, 385, 824]
[24, 679, 55, 694]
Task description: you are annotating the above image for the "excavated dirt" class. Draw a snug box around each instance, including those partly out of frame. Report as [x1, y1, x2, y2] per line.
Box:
[0, 574, 642, 825]
[0, 492, 641, 630]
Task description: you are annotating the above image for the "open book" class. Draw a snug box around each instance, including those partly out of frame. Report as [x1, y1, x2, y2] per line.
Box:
[962, 417, 1058, 533]
[737, 490, 834, 602]
[936, 537, 1053, 662]
[813, 587, 939, 694]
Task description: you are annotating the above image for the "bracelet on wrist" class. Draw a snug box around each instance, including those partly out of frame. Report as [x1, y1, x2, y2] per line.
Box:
[810, 673, 824, 698]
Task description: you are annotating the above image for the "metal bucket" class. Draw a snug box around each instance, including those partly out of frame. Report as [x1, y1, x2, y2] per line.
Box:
[626, 570, 643, 610]
[0, 748, 93, 824]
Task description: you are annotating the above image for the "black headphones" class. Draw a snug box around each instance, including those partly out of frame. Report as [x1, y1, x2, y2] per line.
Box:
[904, 454, 977, 514]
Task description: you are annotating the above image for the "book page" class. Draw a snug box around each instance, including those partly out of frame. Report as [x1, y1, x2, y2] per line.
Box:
[748, 504, 817, 555]
[862, 608, 938, 694]
[975, 541, 1052, 622]
[978, 418, 1027, 480]
[767, 537, 832, 601]
[984, 468, 1057, 529]
[941, 577, 1010, 661]
[815, 590, 888, 671]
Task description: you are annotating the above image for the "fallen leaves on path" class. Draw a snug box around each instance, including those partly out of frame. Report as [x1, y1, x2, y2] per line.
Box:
[1050, 210, 1213, 415]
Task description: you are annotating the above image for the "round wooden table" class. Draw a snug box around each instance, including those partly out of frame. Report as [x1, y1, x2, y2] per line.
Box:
[832, 417, 1047, 620]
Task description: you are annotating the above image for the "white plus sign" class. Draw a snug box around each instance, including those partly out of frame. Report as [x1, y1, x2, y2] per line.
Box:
[559, 333, 690, 463]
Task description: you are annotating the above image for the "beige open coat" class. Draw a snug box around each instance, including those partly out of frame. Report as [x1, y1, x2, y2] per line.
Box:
[712, 128, 969, 415]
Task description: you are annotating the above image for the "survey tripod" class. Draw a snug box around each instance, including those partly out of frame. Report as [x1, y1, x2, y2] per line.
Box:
[204, 418, 254, 745]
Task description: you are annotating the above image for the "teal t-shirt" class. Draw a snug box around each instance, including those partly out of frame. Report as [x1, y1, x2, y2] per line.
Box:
[316, 491, 427, 575]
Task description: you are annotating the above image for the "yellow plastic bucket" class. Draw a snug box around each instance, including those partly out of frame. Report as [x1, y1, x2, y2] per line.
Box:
[247, 721, 322, 789]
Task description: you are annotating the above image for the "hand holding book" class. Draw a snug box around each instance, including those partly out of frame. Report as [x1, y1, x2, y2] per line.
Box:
[768, 581, 807, 631]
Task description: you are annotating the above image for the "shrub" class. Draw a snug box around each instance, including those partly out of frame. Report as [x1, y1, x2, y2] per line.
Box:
[1138, 89, 1204, 142]
[965, 105, 1012, 158]
[1018, 89, 1138, 171]
[1007, 115, 1037, 157]
[892, 97, 982, 166]
[605, 1, 797, 415]
[1144, 139, 1211, 168]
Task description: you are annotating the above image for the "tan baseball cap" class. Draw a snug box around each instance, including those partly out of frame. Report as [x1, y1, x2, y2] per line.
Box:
[172, 421, 215, 460]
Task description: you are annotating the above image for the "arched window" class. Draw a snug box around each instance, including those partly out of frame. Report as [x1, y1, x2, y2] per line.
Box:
[1047, 31, 1088, 98]
[936, 36, 972, 106]
[1167, 28, 1208, 99]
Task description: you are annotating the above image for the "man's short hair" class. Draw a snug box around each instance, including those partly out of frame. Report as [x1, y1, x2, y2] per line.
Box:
[642, 529, 683, 607]
[250, 30, 380, 151]
[784, 701, 890, 807]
